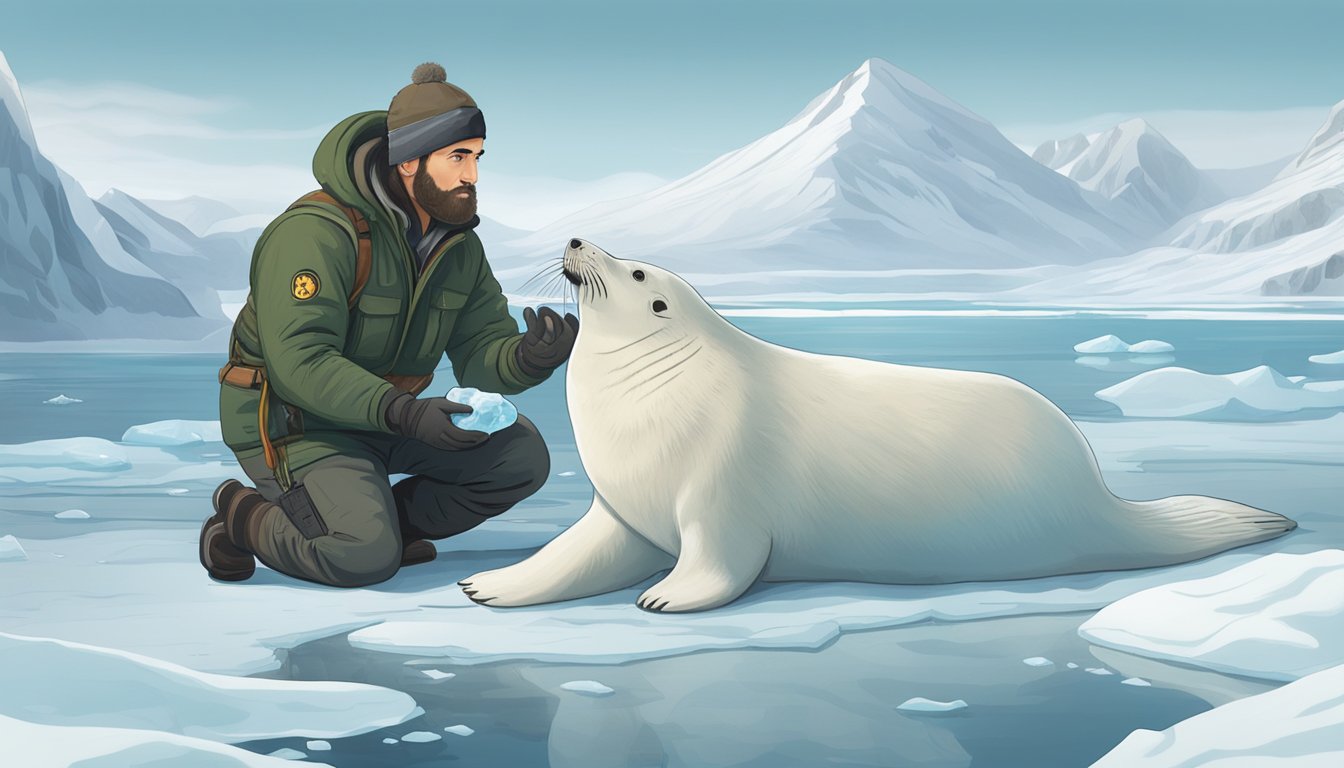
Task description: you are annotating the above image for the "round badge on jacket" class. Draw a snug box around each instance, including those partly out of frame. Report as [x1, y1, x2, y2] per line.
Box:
[291, 271, 320, 300]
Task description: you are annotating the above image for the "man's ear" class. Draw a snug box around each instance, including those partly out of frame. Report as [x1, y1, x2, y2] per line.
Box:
[398, 158, 420, 178]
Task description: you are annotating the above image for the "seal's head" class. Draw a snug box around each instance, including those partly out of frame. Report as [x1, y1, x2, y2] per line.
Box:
[561, 238, 719, 339]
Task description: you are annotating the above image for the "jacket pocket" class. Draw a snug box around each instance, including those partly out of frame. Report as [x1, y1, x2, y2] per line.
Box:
[218, 380, 298, 452]
[413, 288, 469, 362]
[347, 293, 402, 365]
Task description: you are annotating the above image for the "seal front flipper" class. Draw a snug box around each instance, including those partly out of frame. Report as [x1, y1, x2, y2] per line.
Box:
[637, 511, 771, 613]
[460, 494, 673, 607]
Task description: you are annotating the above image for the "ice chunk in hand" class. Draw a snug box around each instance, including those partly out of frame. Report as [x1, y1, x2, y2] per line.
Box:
[447, 387, 518, 434]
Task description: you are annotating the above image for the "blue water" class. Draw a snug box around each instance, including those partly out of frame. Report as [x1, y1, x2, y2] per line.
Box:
[2, 308, 1342, 767]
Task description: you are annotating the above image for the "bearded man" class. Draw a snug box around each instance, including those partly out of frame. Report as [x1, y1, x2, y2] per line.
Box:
[201, 63, 577, 587]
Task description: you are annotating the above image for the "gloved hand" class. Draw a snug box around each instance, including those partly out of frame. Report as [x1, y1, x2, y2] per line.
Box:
[382, 391, 489, 451]
[516, 305, 579, 378]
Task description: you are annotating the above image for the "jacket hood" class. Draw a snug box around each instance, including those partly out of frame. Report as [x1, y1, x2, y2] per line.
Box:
[312, 111, 391, 223]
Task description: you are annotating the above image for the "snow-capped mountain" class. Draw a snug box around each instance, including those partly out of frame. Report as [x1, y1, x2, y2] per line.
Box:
[1022, 101, 1344, 298]
[496, 58, 1135, 294]
[95, 189, 256, 316]
[1033, 120, 1222, 235]
[0, 52, 223, 341]
[139, 195, 243, 238]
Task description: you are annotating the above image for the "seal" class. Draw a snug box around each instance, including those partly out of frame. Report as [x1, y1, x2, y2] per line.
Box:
[459, 240, 1296, 612]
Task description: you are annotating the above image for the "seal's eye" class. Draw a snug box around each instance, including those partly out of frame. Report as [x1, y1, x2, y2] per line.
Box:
[632, 270, 645, 282]
[652, 299, 668, 313]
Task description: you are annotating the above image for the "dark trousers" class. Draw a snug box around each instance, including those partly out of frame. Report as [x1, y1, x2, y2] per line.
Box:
[234, 414, 549, 587]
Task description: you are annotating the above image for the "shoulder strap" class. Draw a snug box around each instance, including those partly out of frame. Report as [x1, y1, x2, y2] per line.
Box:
[287, 191, 372, 309]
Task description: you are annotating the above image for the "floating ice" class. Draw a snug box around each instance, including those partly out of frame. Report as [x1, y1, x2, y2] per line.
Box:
[167, 488, 191, 496]
[1092, 663, 1344, 767]
[401, 731, 442, 743]
[561, 680, 615, 696]
[0, 438, 129, 471]
[1080, 550, 1344, 681]
[1121, 678, 1152, 687]
[420, 669, 455, 681]
[1097, 365, 1344, 417]
[1, 714, 327, 768]
[0, 632, 421, 742]
[1086, 668, 1114, 676]
[896, 697, 966, 713]
[306, 740, 331, 751]
[0, 535, 27, 562]
[1310, 348, 1344, 364]
[43, 394, 82, 405]
[382, 738, 398, 745]
[446, 387, 518, 434]
[1066, 663, 1079, 669]
[444, 724, 475, 736]
[268, 748, 306, 760]
[1022, 657, 1053, 667]
[1073, 335, 1175, 354]
[557, 471, 577, 477]
[121, 419, 223, 446]
[54, 509, 90, 520]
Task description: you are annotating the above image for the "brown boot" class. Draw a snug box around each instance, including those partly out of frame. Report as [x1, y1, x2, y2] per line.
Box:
[200, 479, 256, 582]
[401, 538, 438, 567]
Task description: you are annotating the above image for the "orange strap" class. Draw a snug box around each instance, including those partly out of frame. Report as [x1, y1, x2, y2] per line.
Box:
[259, 378, 278, 471]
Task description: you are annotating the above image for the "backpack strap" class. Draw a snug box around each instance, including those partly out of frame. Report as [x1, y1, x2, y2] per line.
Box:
[287, 190, 372, 308]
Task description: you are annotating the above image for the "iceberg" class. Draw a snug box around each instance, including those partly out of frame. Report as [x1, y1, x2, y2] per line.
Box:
[1096, 365, 1344, 417]
[447, 386, 518, 434]
[121, 419, 223, 446]
[0, 632, 421, 742]
[0, 534, 27, 562]
[1079, 550, 1344, 682]
[401, 731, 441, 743]
[1310, 348, 1344, 364]
[1073, 335, 1175, 354]
[42, 394, 83, 405]
[1091, 664, 1344, 767]
[444, 724, 475, 736]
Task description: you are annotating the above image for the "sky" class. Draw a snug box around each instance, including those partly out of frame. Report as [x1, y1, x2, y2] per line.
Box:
[4, 0, 1341, 229]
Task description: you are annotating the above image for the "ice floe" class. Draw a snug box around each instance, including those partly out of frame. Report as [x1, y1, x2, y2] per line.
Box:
[1023, 657, 1053, 667]
[306, 740, 331, 751]
[1096, 365, 1344, 417]
[267, 748, 306, 760]
[1092, 663, 1344, 767]
[0, 632, 421, 741]
[444, 724, 475, 736]
[561, 680, 615, 696]
[1309, 348, 1344, 364]
[1079, 550, 1344, 682]
[54, 509, 89, 520]
[401, 730, 441, 743]
[121, 419, 223, 446]
[897, 697, 966, 713]
[0, 714, 329, 768]
[1074, 334, 1175, 354]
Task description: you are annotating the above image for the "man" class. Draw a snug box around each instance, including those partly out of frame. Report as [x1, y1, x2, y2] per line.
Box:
[200, 62, 578, 588]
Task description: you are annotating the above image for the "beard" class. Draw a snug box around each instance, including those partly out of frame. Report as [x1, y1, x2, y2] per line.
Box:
[413, 164, 477, 225]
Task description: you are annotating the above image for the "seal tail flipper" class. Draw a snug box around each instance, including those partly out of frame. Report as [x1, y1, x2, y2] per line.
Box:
[1121, 495, 1296, 562]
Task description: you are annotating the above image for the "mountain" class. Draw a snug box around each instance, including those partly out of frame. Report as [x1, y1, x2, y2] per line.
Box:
[139, 195, 242, 237]
[1021, 102, 1344, 298]
[493, 58, 1135, 295]
[0, 51, 222, 341]
[1032, 120, 1223, 235]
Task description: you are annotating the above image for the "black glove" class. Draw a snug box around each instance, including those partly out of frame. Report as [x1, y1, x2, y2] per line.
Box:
[515, 305, 579, 378]
[382, 391, 489, 451]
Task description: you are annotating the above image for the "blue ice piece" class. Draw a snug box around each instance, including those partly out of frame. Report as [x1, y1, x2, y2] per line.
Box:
[447, 387, 518, 434]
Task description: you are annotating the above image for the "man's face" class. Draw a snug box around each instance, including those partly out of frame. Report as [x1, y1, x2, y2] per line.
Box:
[403, 137, 484, 225]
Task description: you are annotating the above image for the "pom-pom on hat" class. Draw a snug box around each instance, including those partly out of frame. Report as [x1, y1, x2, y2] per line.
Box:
[386, 62, 486, 166]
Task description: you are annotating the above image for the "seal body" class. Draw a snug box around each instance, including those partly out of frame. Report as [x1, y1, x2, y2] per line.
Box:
[459, 241, 1296, 612]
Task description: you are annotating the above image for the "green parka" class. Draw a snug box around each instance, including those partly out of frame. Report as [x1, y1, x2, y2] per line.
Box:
[220, 111, 548, 470]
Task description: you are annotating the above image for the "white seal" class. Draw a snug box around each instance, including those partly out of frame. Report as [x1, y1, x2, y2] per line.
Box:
[460, 240, 1296, 612]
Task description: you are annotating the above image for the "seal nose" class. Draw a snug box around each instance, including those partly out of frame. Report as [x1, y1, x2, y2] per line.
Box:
[569, 238, 582, 250]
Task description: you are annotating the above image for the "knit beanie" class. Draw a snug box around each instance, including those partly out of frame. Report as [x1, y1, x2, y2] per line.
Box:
[386, 63, 486, 166]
